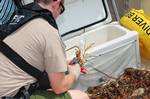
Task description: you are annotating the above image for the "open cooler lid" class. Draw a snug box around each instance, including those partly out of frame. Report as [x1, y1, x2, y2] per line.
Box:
[56, 0, 112, 37]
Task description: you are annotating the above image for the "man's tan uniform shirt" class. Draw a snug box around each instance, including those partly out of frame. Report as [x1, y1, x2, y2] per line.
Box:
[0, 18, 67, 97]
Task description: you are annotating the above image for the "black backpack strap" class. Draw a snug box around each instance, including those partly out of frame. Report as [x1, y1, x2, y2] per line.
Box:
[14, 0, 23, 8]
[0, 38, 51, 93]
[0, 40, 47, 95]
[0, 40, 43, 80]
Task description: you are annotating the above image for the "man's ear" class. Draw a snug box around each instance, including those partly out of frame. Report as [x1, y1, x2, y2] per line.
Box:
[51, 0, 61, 8]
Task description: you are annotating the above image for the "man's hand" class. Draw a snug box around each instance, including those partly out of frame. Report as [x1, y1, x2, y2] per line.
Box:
[68, 62, 80, 80]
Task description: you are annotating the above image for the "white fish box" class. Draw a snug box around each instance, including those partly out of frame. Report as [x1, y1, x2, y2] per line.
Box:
[57, 0, 141, 90]
[64, 23, 140, 90]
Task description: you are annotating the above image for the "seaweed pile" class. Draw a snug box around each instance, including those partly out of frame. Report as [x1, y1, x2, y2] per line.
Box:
[86, 68, 150, 99]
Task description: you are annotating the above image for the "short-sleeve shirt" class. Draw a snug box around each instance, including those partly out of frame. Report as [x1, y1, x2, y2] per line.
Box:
[0, 18, 67, 97]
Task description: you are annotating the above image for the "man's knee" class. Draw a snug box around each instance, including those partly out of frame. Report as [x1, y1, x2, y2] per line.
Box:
[68, 90, 89, 99]
[80, 91, 89, 99]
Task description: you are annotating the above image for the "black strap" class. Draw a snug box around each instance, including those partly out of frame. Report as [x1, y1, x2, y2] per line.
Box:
[0, 40, 42, 80]
[2, 86, 30, 99]
[14, 0, 23, 8]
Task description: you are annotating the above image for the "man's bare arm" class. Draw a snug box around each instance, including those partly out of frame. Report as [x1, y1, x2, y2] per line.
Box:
[48, 63, 80, 94]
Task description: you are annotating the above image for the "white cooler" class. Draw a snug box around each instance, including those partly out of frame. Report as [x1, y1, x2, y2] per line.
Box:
[56, 0, 141, 91]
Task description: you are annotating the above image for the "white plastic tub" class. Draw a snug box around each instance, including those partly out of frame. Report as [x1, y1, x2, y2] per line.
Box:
[56, 0, 141, 91]
[64, 23, 140, 90]
[65, 23, 140, 62]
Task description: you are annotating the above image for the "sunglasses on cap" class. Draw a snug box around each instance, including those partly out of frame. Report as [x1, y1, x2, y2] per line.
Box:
[53, 0, 65, 14]
[59, 2, 65, 14]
